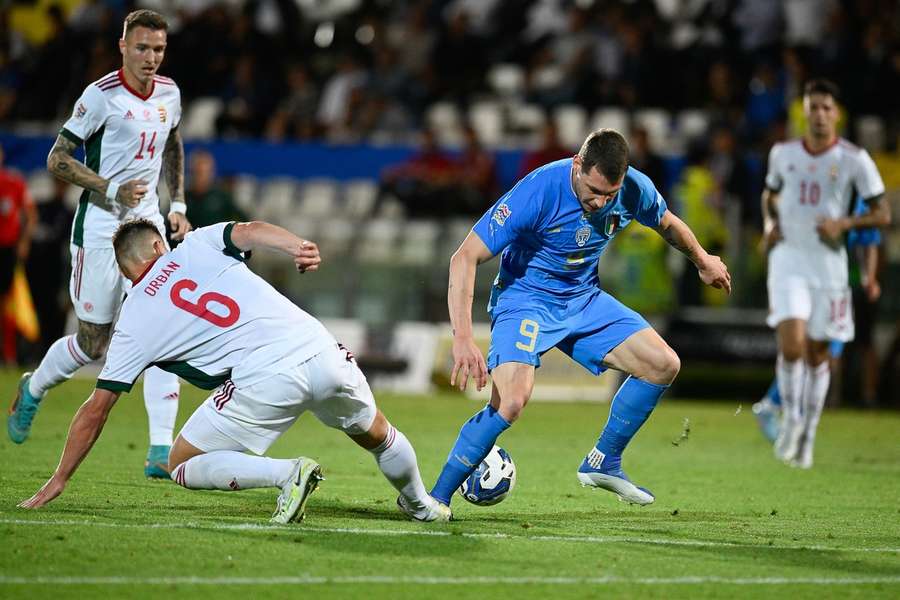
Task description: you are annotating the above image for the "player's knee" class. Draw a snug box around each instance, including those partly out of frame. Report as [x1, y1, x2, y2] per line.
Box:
[76, 332, 109, 360]
[497, 394, 528, 423]
[780, 345, 804, 363]
[648, 348, 680, 385]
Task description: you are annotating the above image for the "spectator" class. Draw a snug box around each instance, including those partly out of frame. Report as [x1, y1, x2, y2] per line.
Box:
[517, 122, 572, 179]
[0, 143, 36, 364]
[629, 126, 667, 197]
[26, 178, 72, 358]
[184, 150, 247, 230]
[454, 124, 498, 215]
[378, 129, 456, 218]
[265, 63, 319, 142]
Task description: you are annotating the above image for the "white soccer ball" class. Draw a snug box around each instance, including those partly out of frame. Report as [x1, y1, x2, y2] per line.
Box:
[457, 445, 517, 506]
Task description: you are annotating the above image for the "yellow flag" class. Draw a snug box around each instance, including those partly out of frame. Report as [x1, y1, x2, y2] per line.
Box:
[5, 264, 40, 342]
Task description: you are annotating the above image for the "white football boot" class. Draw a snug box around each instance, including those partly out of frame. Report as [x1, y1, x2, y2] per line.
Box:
[396, 494, 453, 522]
[271, 457, 323, 524]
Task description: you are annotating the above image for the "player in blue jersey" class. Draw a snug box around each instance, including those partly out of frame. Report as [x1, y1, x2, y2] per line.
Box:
[430, 129, 731, 509]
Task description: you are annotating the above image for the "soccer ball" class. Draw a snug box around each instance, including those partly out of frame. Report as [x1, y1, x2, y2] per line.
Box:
[457, 445, 516, 506]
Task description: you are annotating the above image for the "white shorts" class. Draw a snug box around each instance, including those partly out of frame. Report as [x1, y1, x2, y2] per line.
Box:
[767, 275, 854, 342]
[178, 344, 377, 455]
[69, 219, 168, 324]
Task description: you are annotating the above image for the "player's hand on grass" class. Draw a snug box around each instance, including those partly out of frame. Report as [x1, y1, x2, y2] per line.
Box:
[815, 217, 845, 247]
[168, 211, 192, 241]
[293, 240, 321, 273]
[451, 336, 488, 392]
[18, 474, 66, 509]
[698, 254, 732, 294]
[116, 179, 149, 208]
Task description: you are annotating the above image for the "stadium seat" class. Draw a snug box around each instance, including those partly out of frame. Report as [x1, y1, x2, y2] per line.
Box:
[856, 115, 885, 152]
[425, 102, 463, 146]
[509, 103, 547, 135]
[376, 197, 406, 219]
[469, 101, 504, 148]
[590, 107, 630, 137]
[488, 63, 526, 98]
[357, 218, 401, 263]
[397, 219, 441, 266]
[317, 217, 356, 258]
[181, 97, 224, 141]
[343, 179, 378, 219]
[634, 109, 672, 153]
[258, 177, 298, 221]
[231, 174, 259, 215]
[26, 170, 54, 203]
[298, 179, 339, 219]
[676, 109, 710, 141]
[553, 105, 588, 150]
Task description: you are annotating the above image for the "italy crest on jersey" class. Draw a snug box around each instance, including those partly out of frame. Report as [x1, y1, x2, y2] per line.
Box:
[575, 225, 591, 246]
[603, 214, 621, 236]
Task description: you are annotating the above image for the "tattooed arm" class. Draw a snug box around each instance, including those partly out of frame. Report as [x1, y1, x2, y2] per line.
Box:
[654, 209, 732, 294]
[46, 135, 147, 209]
[163, 127, 191, 240]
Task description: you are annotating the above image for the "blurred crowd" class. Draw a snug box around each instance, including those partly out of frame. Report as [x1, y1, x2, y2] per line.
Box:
[3, 0, 899, 146]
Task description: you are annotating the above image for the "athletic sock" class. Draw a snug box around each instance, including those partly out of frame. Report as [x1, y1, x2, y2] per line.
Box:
[592, 376, 668, 460]
[171, 451, 296, 490]
[143, 367, 180, 446]
[801, 361, 830, 454]
[430, 405, 510, 505]
[28, 335, 92, 398]
[370, 425, 430, 511]
[776, 356, 805, 426]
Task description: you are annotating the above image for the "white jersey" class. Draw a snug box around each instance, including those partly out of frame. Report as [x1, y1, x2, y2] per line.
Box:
[765, 138, 885, 288]
[61, 69, 182, 248]
[97, 223, 335, 393]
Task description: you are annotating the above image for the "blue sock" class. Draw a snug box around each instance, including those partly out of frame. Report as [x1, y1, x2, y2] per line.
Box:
[593, 376, 668, 459]
[431, 405, 511, 505]
[767, 378, 781, 407]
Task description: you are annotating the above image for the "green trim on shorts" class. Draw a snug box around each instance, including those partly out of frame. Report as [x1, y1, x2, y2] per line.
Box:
[151, 360, 229, 390]
[96, 379, 133, 393]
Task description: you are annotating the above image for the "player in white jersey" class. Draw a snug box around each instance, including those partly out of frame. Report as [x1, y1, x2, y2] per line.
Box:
[18, 219, 452, 523]
[762, 79, 890, 468]
[7, 10, 190, 479]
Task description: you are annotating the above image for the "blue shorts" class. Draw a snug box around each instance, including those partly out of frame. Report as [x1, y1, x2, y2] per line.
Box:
[487, 289, 650, 375]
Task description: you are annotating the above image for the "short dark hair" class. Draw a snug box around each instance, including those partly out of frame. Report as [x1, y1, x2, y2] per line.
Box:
[803, 78, 840, 102]
[578, 129, 629, 183]
[123, 9, 168, 39]
[112, 219, 162, 264]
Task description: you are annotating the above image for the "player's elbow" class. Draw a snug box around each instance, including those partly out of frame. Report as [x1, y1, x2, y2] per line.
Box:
[46, 151, 62, 175]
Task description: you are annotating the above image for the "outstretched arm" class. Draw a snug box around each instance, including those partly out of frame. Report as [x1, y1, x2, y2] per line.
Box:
[47, 135, 148, 209]
[229, 221, 321, 272]
[19, 388, 120, 509]
[448, 231, 495, 391]
[163, 127, 191, 241]
[654, 209, 731, 294]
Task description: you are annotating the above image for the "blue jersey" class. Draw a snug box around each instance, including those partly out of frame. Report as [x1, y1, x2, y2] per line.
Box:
[472, 159, 667, 310]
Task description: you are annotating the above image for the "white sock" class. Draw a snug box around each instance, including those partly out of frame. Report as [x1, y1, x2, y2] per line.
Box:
[171, 451, 296, 490]
[28, 335, 92, 398]
[370, 426, 430, 511]
[143, 367, 180, 446]
[776, 355, 806, 425]
[802, 361, 831, 448]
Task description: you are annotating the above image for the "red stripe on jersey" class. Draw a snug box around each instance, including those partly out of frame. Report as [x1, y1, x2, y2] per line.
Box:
[153, 76, 175, 86]
[74, 248, 84, 299]
[98, 83, 122, 92]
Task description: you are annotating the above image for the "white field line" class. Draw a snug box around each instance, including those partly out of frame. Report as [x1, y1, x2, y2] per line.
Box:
[2, 517, 898, 554]
[0, 575, 899, 586]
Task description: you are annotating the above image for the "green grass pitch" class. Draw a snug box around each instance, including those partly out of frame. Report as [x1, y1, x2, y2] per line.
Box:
[0, 369, 898, 599]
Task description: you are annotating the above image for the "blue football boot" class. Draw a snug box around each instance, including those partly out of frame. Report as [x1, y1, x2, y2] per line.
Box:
[752, 397, 780, 444]
[8, 372, 42, 444]
[577, 448, 655, 505]
[145, 444, 172, 479]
